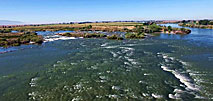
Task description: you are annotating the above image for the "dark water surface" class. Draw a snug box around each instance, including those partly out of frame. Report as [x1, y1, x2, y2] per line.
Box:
[0, 24, 213, 100]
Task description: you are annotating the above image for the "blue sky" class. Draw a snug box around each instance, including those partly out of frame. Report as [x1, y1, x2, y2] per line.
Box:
[0, 0, 213, 24]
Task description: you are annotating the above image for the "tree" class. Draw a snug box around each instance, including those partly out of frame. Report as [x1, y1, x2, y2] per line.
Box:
[182, 20, 186, 23]
[134, 25, 144, 34]
[87, 25, 92, 29]
[209, 21, 213, 25]
[199, 20, 210, 25]
[168, 26, 172, 31]
[149, 24, 162, 32]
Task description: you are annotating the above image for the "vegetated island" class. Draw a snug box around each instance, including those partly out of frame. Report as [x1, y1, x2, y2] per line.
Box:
[58, 22, 191, 39]
[0, 22, 191, 47]
[0, 32, 43, 47]
[57, 32, 124, 40]
[179, 19, 213, 29]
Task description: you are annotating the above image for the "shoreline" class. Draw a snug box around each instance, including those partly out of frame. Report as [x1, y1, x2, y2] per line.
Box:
[0, 22, 191, 48]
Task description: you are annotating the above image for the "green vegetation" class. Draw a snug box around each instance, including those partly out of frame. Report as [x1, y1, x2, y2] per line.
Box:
[133, 24, 162, 34]
[0, 22, 191, 45]
[59, 32, 107, 38]
[60, 32, 84, 37]
[125, 33, 145, 39]
[179, 28, 191, 34]
[0, 29, 12, 33]
[148, 24, 162, 32]
[199, 20, 213, 25]
[179, 20, 213, 29]
[0, 22, 191, 34]
[168, 26, 172, 32]
[84, 33, 107, 38]
[57, 22, 191, 40]
[0, 32, 43, 47]
[107, 34, 124, 40]
[60, 32, 123, 40]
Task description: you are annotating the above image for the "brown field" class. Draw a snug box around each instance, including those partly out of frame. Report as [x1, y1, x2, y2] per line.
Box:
[0, 22, 143, 31]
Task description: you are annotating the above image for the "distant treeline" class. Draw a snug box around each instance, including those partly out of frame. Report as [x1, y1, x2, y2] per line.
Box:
[181, 20, 213, 25]
[179, 19, 213, 29]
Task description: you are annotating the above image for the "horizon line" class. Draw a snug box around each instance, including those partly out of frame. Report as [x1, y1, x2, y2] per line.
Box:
[1, 19, 213, 26]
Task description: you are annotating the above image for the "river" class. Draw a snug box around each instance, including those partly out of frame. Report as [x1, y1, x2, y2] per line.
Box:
[0, 24, 212, 100]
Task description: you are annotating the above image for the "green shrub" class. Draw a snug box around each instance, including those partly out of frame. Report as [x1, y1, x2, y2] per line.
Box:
[107, 34, 123, 40]
[125, 33, 145, 39]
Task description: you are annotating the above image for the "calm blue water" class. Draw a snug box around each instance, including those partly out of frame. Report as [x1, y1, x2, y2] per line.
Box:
[0, 24, 213, 100]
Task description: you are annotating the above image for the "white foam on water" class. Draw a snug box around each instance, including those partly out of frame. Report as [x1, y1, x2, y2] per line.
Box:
[161, 65, 200, 91]
[124, 56, 134, 62]
[144, 73, 152, 76]
[70, 63, 77, 65]
[169, 57, 175, 61]
[99, 76, 108, 80]
[44, 35, 78, 42]
[194, 78, 206, 83]
[120, 47, 135, 51]
[107, 94, 120, 99]
[28, 92, 37, 100]
[168, 94, 181, 99]
[80, 43, 86, 47]
[29, 77, 38, 87]
[161, 66, 173, 72]
[100, 80, 107, 83]
[112, 86, 121, 90]
[124, 56, 138, 65]
[174, 89, 185, 93]
[91, 65, 98, 70]
[159, 53, 203, 99]
[110, 51, 118, 58]
[124, 62, 132, 66]
[178, 60, 188, 66]
[142, 93, 150, 97]
[151, 93, 163, 99]
[73, 82, 83, 90]
[165, 59, 170, 63]
[72, 96, 82, 101]
[104, 46, 119, 49]
[29, 41, 35, 44]
[117, 51, 122, 54]
[163, 55, 168, 59]
[195, 95, 206, 99]
[161, 53, 200, 90]
[127, 51, 134, 57]
[174, 71, 199, 91]
[126, 44, 138, 46]
[101, 43, 108, 47]
[96, 95, 103, 98]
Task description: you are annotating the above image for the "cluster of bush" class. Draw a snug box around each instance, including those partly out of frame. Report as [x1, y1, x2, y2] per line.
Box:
[125, 33, 145, 39]
[0, 29, 12, 33]
[198, 20, 213, 25]
[60, 32, 107, 38]
[107, 34, 124, 40]
[0, 32, 43, 47]
[60, 32, 124, 40]
[179, 20, 213, 29]
[133, 24, 162, 34]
